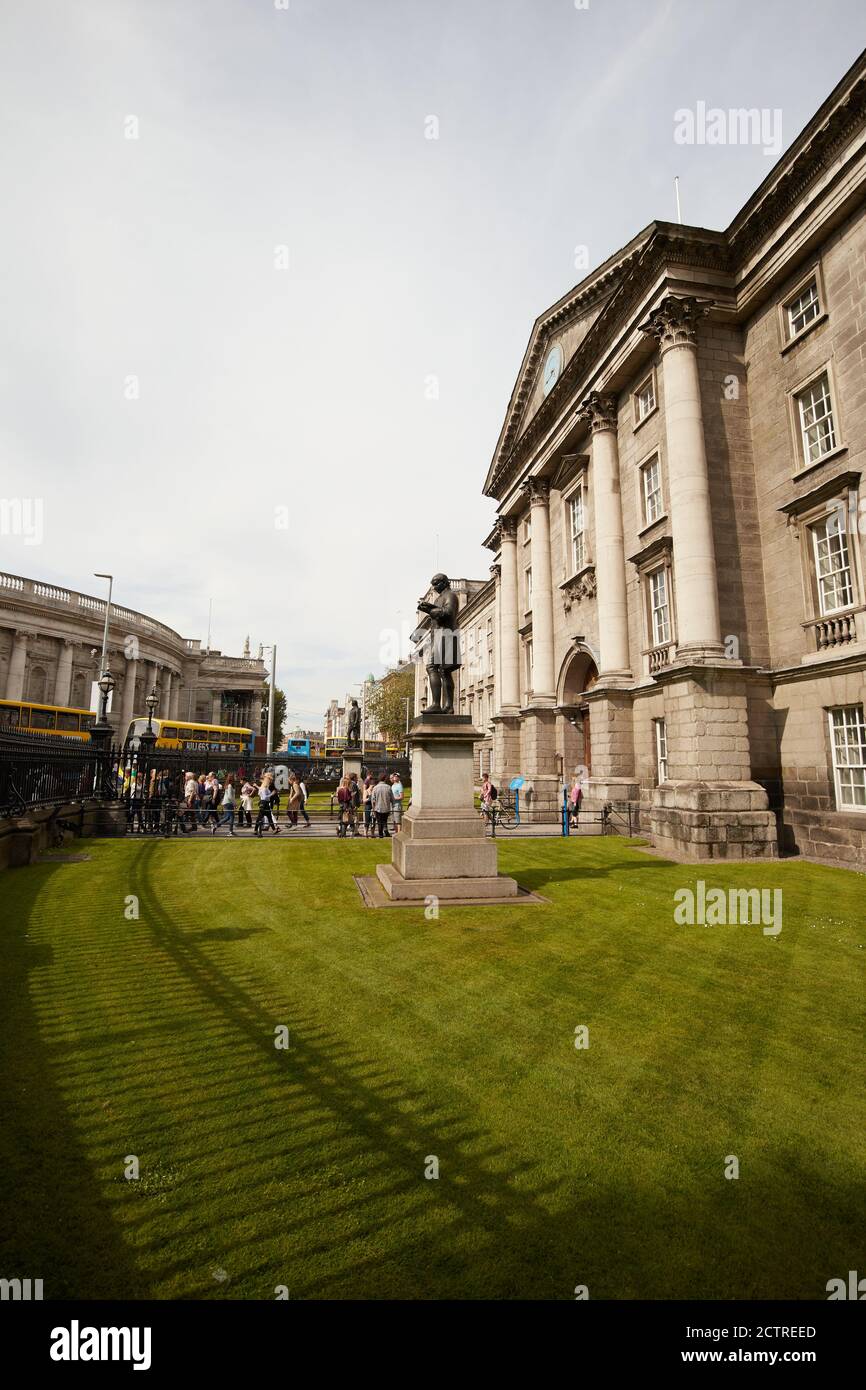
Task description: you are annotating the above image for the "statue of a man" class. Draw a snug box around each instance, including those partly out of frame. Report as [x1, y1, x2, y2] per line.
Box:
[346, 698, 361, 748]
[417, 573, 461, 714]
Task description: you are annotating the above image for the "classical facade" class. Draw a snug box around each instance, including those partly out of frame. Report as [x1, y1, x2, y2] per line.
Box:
[0, 571, 266, 738]
[466, 52, 866, 864]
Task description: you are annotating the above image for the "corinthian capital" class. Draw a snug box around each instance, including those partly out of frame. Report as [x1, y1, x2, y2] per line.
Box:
[497, 516, 517, 543]
[639, 295, 711, 351]
[577, 391, 618, 433]
[521, 476, 550, 505]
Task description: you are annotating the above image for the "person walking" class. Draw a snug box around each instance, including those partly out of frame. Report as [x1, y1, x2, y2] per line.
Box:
[254, 773, 280, 836]
[335, 777, 353, 837]
[286, 773, 301, 828]
[239, 778, 255, 829]
[390, 772, 404, 831]
[371, 772, 393, 838]
[569, 776, 583, 829]
[213, 773, 237, 836]
[298, 774, 311, 828]
[361, 775, 374, 837]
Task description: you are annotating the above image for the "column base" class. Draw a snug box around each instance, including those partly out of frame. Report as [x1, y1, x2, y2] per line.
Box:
[651, 781, 778, 860]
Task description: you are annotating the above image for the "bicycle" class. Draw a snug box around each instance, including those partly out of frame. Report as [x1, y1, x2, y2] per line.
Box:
[481, 793, 517, 835]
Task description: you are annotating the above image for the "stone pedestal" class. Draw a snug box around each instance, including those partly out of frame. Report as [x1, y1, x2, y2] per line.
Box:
[651, 781, 778, 860]
[342, 748, 363, 783]
[376, 715, 519, 902]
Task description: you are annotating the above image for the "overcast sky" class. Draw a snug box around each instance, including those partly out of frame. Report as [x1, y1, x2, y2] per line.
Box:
[2, 0, 865, 728]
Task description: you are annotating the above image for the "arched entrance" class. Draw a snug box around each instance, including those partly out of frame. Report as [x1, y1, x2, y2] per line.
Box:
[556, 647, 598, 782]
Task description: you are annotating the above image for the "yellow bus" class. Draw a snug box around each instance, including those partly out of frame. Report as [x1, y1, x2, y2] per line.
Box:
[125, 718, 255, 753]
[0, 698, 96, 739]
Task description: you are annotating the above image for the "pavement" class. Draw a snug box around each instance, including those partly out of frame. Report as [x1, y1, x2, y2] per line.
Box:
[121, 818, 610, 841]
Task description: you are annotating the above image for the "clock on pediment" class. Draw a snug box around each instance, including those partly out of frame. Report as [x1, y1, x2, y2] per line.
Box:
[542, 343, 563, 396]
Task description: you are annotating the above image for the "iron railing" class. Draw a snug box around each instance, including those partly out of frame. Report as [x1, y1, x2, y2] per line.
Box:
[0, 731, 112, 817]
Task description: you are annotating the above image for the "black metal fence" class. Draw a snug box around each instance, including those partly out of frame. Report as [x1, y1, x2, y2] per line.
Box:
[0, 730, 110, 817]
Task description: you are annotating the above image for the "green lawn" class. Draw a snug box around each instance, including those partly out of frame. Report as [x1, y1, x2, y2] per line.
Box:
[0, 837, 862, 1300]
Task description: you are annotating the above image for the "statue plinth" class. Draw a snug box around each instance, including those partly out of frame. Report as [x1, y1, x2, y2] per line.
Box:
[342, 747, 363, 782]
[375, 714, 519, 902]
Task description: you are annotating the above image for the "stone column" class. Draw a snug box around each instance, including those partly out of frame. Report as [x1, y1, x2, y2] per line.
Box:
[211, 690, 222, 725]
[522, 478, 556, 702]
[5, 630, 31, 700]
[497, 518, 520, 713]
[577, 392, 631, 680]
[120, 657, 138, 739]
[169, 675, 181, 721]
[161, 668, 172, 718]
[53, 639, 74, 706]
[144, 660, 159, 704]
[640, 296, 723, 659]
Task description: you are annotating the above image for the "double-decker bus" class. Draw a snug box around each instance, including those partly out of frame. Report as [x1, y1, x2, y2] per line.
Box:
[124, 718, 255, 753]
[0, 698, 96, 739]
[282, 737, 325, 760]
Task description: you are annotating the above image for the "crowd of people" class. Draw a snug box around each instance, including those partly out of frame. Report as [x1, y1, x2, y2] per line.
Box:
[334, 772, 403, 838]
[122, 763, 405, 838]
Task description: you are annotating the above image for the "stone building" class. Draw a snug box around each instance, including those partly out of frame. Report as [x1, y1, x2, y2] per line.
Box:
[0, 570, 266, 738]
[468, 52, 866, 864]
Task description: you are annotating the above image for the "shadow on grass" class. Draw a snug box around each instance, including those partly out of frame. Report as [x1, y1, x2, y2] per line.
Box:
[0, 863, 151, 1298]
[1, 840, 861, 1300]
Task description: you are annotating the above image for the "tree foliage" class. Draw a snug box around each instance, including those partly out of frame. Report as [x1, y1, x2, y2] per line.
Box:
[367, 665, 415, 745]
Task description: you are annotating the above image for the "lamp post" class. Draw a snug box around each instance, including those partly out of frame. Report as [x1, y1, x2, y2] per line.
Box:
[94, 572, 113, 680]
[90, 668, 116, 743]
[138, 687, 159, 756]
[262, 644, 277, 754]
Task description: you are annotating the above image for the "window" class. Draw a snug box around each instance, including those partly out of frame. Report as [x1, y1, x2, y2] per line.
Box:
[654, 718, 668, 784]
[811, 511, 854, 615]
[649, 568, 671, 647]
[525, 639, 533, 690]
[467, 625, 476, 677]
[641, 456, 663, 526]
[31, 708, 56, 729]
[796, 372, 837, 466]
[162, 725, 178, 740]
[786, 278, 820, 338]
[524, 517, 531, 542]
[479, 691, 486, 727]
[57, 712, 79, 731]
[569, 486, 586, 574]
[634, 374, 656, 424]
[524, 565, 532, 612]
[829, 705, 866, 810]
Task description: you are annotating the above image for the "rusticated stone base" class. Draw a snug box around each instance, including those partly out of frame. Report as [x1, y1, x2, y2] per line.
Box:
[651, 780, 778, 860]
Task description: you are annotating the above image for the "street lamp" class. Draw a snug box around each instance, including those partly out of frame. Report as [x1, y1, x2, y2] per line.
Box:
[138, 687, 159, 755]
[90, 667, 116, 744]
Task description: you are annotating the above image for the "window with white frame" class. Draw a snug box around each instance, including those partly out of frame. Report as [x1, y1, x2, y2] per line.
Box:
[648, 567, 671, 647]
[811, 509, 854, 615]
[635, 374, 656, 424]
[829, 705, 866, 810]
[479, 691, 486, 727]
[478, 624, 487, 676]
[524, 516, 531, 542]
[654, 718, 668, 784]
[786, 278, 820, 338]
[641, 455, 663, 526]
[524, 638, 533, 690]
[524, 565, 532, 612]
[486, 615, 493, 654]
[569, 485, 586, 574]
[467, 624, 476, 678]
[796, 372, 837, 466]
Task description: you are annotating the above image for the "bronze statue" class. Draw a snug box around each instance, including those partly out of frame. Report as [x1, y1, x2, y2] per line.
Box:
[346, 698, 362, 748]
[417, 573, 461, 714]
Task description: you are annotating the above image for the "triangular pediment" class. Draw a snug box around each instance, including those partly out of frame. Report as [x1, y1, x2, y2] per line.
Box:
[484, 226, 654, 495]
